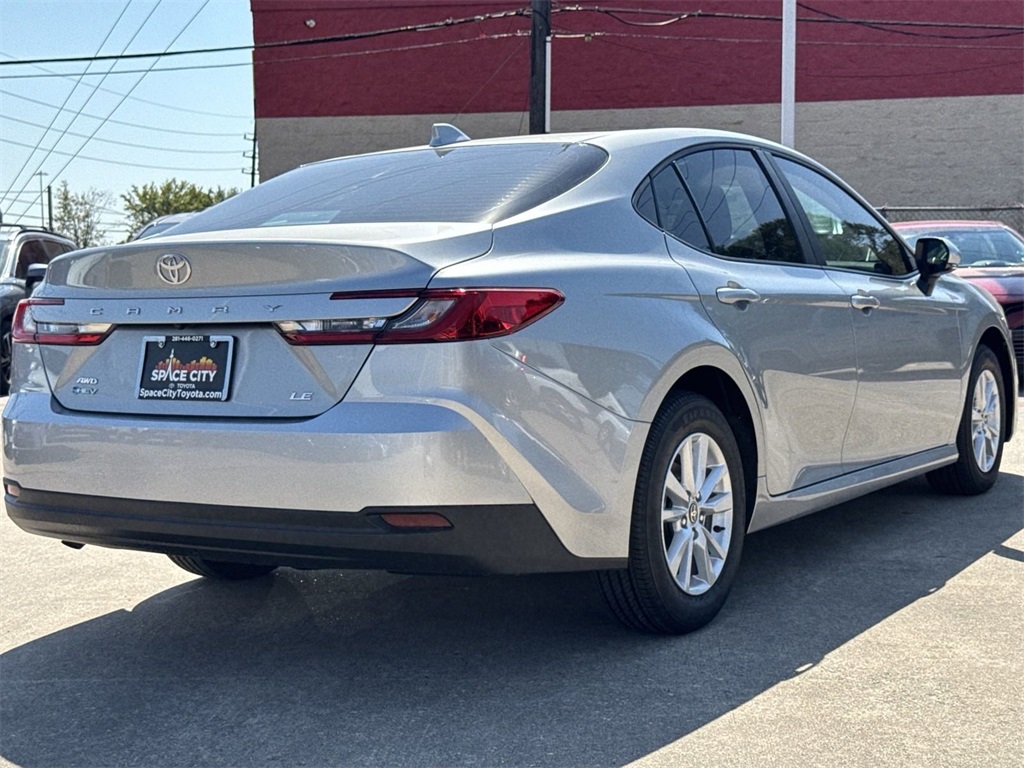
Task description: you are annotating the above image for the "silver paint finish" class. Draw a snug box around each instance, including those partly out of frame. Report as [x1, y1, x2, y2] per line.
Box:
[3, 390, 531, 512]
[4, 128, 1017, 566]
[825, 270, 965, 470]
[668, 237, 858, 494]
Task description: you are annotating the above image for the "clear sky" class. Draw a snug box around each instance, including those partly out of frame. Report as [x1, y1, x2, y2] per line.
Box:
[0, 0, 255, 241]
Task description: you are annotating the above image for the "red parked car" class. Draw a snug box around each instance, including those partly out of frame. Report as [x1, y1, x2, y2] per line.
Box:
[893, 220, 1023, 379]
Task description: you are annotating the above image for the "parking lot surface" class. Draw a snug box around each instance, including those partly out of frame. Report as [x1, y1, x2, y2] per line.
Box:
[1, 398, 1021, 768]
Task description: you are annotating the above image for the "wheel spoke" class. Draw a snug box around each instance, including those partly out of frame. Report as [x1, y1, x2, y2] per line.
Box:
[698, 463, 726, 503]
[666, 529, 692, 587]
[701, 522, 727, 560]
[664, 471, 689, 507]
[701, 489, 732, 514]
[693, 528, 714, 585]
[691, 436, 709, 493]
[662, 505, 686, 525]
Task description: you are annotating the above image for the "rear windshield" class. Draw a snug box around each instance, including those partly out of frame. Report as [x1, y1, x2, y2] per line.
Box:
[171, 142, 607, 234]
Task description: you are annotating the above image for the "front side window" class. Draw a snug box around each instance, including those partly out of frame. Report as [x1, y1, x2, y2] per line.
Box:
[676, 149, 802, 263]
[775, 156, 911, 276]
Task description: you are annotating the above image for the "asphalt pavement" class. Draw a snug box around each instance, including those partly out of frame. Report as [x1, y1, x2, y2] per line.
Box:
[1, 398, 1021, 768]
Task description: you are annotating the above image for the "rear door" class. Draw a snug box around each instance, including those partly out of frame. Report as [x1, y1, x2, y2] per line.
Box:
[652, 146, 859, 495]
[770, 155, 963, 469]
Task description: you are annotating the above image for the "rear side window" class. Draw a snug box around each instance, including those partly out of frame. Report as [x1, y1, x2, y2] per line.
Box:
[650, 166, 710, 249]
[677, 149, 802, 264]
[43, 240, 73, 259]
[171, 143, 608, 233]
[15, 238, 48, 279]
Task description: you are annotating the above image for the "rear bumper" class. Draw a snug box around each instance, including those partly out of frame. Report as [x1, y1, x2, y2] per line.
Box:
[4, 486, 624, 575]
[3, 392, 532, 513]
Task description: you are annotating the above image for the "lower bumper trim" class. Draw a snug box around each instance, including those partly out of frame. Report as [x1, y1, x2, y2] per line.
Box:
[5, 485, 625, 576]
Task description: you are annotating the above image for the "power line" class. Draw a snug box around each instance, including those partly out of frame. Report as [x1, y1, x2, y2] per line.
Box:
[795, 1, 1023, 40]
[3, 115, 244, 154]
[0, 90, 247, 135]
[0, 0, 137, 210]
[2, 0, 164, 211]
[2, 137, 239, 171]
[7, 0, 213, 222]
[0, 8, 533, 67]
[562, 5, 1023, 39]
[0, 33, 537, 79]
[0, 2, 1018, 72]
[0, 52, 253, 119]
[553, 29, 1024, 52]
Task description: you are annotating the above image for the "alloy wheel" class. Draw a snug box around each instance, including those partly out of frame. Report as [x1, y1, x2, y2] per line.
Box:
[660, 432, 734, 595]
[971, 369, 1001, 473]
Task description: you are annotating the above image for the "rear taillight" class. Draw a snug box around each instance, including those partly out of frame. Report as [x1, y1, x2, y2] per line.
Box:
[12, 299, 112, 346]
[276, 288, 563, 346]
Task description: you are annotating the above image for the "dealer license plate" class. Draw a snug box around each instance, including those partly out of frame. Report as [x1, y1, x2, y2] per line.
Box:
[137, 335, 235, 401]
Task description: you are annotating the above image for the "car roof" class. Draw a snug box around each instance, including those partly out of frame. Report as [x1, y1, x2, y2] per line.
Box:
[891, 220, 1011, 231]
[304, 127, 795, 167]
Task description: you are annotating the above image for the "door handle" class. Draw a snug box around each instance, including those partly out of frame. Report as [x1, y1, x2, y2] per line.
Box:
[850, 295, 880, 311]
[716, 286, 761, 306]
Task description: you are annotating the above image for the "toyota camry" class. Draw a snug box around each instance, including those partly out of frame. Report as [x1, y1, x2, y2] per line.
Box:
[3, 127, 1016, 634]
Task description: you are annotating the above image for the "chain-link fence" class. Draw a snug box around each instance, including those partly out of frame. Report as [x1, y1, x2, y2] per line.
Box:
[876, 205, 1024, 233]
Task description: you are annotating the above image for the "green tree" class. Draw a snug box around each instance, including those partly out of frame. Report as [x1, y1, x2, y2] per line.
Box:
[121, 178, 238, 234]
[52, 181, 113, 248]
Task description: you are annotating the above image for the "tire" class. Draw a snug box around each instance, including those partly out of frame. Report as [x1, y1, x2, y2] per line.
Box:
[1, 318, 11, 397]
[927, 346, 1006, 495]
[167, 554, 277, 580]
[598, 393, 746, 634]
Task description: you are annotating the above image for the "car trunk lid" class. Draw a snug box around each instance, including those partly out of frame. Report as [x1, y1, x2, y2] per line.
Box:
[29, 223, 491, 418]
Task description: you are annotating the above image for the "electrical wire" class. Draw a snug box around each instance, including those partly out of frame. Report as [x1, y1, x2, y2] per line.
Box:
[0, 53, 253, 119]
[0, 8, 532, 67]
[556, 5, 1024, 39]
[2, 115, 243, 154]
[0, 0, 137, 210]
[1, 1, 1017, 72]
[0, 90, 246, 136]
[1, 137, 238, 172]
[7, 0, 212, 222]
[795, 1, 1024, 40]
[3, 0, 166, 212]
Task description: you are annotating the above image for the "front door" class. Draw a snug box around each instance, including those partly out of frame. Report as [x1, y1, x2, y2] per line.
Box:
[770, 155, 964, 470]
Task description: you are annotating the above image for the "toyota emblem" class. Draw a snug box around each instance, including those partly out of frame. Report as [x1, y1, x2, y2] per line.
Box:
[156, 253, 192, 285]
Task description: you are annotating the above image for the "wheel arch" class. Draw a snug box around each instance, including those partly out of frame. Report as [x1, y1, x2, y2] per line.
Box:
[655, 365, 760, 527]
[977, 326, 1016, 441]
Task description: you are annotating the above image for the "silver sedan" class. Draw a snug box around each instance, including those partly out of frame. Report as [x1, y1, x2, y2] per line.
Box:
[3, 128, 1016, 634]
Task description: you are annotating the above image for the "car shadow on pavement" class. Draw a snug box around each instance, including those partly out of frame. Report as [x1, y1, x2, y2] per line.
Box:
[1, 473, 1022, 768]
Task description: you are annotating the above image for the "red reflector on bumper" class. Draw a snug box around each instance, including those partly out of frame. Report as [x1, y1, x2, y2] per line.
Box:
[379, 513, 452, 529]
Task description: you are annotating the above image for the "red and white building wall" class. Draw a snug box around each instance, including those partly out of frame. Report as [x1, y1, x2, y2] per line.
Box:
[250, 0, 1023, 208]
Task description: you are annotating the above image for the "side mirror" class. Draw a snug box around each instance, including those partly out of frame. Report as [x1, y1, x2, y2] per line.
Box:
[914, 237, 959, 296]
[25, 263, 48, 297]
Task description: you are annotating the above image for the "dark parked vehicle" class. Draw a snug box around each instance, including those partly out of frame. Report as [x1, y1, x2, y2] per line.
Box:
[893, 220, 1024, 377]
[0, 226, 77, 395]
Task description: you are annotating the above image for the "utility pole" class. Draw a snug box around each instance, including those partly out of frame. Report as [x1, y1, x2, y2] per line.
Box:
[529, 0, 551, 134]
[34, 171, 48, 227]
[46, 184, 53, 230]
[244, 133, 258, 188]
[781, 0, 796, 147]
